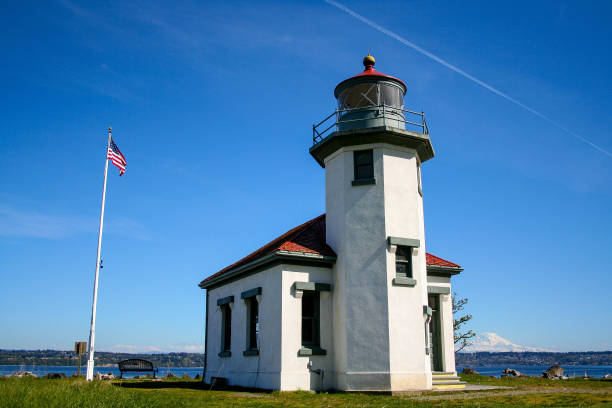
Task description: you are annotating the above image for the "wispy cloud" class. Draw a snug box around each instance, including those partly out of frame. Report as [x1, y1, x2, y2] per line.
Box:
[0, 206, 91, 239]
[109, 343, 203, 353]
[0, 205, 150, 240]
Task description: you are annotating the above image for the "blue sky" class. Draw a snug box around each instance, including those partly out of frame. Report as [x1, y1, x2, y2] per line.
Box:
[1, 0, 611, 353]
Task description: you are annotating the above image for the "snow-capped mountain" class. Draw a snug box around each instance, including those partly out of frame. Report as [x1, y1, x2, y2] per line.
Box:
[462, 332, 549, 352]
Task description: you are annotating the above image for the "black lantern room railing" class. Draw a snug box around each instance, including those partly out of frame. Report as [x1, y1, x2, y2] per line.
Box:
[312, 105, 429, 146]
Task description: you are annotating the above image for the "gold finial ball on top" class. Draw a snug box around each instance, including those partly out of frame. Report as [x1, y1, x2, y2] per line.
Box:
[363, 54, 375, 68]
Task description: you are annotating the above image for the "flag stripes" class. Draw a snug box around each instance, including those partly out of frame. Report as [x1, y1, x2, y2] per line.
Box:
[107, 138, 126, 176]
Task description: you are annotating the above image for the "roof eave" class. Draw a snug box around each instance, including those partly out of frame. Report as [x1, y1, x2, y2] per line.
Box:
[199, 251, 337, 290]
[427, 265, 463, 277]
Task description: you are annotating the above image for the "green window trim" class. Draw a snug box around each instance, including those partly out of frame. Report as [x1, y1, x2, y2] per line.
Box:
[293, 282, 332, 292]
[387, 236, 420, 247]
[218, 351, 231, 358]
[243, 349, 259, 357]
[240, 287, 262, 299]
[353, 149, 374, 183]
[301, 291, 320, 350]
[245, 296, 259, 351]
[394, 245, 413, 279]
[351, 178, 376, 186]
[393, 277, 417, 287]
[297, 347, 327, 357]
[220, 303, 232, 353]
[216, 296, 234, 306]
[427, 286, 450, 295]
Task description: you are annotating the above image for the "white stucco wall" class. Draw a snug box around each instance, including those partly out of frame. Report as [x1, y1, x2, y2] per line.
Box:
[205, 265, 282, 389]
[382, 146, 430, 390]
[325, 144, 393, 391]
[280, 264, 335, 391]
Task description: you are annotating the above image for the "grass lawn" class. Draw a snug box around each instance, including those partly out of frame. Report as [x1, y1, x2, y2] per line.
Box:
[1, 374, 611, 407]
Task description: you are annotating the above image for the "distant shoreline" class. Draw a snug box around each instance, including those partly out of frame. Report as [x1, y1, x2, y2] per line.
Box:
[0, 350, 204, 368]
[2, 349, 611, 367]
[456, 351, 612, 366]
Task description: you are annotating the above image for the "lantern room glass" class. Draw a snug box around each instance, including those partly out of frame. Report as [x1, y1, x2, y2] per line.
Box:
[337, 82, 404, 111]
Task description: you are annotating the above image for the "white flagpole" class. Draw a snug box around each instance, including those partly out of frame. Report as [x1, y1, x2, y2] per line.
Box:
[86, 127, 112, 381]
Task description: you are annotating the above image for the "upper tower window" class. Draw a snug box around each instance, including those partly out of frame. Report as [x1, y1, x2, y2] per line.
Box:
[352, 149, 375, 186]
[395, 246, 413, 278]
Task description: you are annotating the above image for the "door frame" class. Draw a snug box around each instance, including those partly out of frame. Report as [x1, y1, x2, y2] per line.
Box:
[428, 294, 444, 372]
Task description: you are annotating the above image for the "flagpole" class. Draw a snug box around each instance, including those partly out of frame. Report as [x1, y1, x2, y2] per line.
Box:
[86, 127, 112, 381]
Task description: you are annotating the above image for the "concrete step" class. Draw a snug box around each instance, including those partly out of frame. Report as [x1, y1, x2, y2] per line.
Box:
[432, 371, 456, 376]
[432, 383, 467, 390]
[432, 372, 466, 390]
[432, 376, 461, 381]
[432, 380, 466, 385]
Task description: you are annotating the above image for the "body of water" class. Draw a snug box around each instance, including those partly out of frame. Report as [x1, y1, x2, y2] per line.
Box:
[2, 365, 611, 379]
[457, 365, 612, 378]
[0, 365, 203, 378]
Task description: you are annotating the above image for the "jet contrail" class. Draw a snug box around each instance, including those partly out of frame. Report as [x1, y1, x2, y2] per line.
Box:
[325, 0, 612, 158]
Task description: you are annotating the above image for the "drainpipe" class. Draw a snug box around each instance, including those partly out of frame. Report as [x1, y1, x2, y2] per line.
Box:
[307, 361, 324, 391]
[423, 305, 432, 356]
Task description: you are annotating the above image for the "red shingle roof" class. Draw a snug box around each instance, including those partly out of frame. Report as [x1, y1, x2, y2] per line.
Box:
[201, 215, 335, 285]
[426, 252, 461, 268]
[200, 214, 460, 286]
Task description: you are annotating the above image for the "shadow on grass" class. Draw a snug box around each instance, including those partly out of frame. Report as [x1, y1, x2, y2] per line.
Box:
[113, 380, 274, 394]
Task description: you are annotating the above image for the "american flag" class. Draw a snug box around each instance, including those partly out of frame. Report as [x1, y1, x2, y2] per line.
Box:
[107, 138, 126, 176]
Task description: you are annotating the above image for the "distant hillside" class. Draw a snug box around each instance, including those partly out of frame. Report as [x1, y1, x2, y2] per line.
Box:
[456, 351, 612, 366]
[3, 349, 611, 368]
[0, 350, 204, 367]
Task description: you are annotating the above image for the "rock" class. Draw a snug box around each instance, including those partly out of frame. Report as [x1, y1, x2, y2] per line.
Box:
[133, 375, 141, 379]
[94, 372, 114, 380]
[462, 368, 480, 375]
[543, 365, 564, 379]
[194, 374, 201, 380]
[182, 373, 191, 379]
[45, 373, 66, 379]
[502, 368, 523, 377]
[166, 372, 176, 378]
[603, 374, 612, 379]
[12, 371, 37, 378]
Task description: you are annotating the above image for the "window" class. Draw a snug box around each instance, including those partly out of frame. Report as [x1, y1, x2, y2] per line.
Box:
[246, 298, 259, 350]
[353, 149, 374, 185]
[395, 245, 413, 278]
[301, 291, 320, 348]
[221, 305, 232, 352]
[338, 82, 378, 110]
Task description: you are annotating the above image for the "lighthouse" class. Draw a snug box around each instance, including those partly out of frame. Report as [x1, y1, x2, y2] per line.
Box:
[310, 55, 437, 390]
[199, 55, 462, 392]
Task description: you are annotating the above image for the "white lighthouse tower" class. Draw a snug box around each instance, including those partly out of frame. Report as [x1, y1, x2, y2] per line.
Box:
[310, 55, 437, 391]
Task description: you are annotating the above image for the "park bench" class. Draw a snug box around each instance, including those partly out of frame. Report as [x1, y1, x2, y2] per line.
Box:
[117, 359, 159, 378]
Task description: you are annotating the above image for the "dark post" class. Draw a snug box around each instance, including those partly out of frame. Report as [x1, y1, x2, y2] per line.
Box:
[75, 342, 87, 376]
